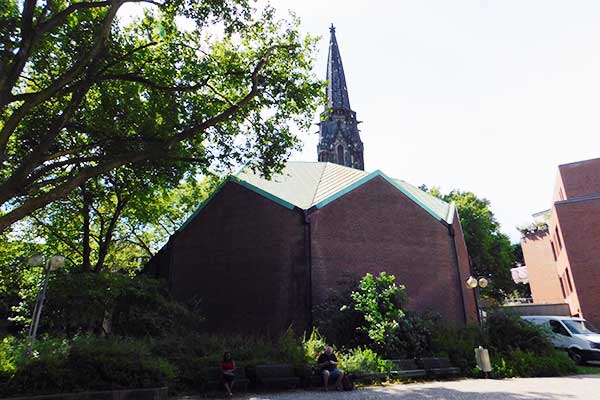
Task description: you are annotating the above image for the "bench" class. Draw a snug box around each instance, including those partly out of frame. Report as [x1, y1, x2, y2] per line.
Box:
[387, 359, 427, 378]
[418, 357, 461, 378]
[254, 364, 301, 388]
[204, 367, 249, 393]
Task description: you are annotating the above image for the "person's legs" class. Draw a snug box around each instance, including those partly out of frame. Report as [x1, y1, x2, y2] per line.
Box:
[322, 370, 330, 390]
[336, 370, 344, 389]
[329, 369, 341, 389]
[223, 381, 231, 395]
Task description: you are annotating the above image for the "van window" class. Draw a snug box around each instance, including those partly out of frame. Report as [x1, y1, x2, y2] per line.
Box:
[549, 320, 570, 336]
[562, 320, 599, 335]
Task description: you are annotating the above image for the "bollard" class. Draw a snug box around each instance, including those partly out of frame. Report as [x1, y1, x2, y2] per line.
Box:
[474, 346, 492, 377]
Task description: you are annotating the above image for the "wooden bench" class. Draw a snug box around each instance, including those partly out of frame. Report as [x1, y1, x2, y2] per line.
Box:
[418, 357, 461, 378]
[203, 367, 249, 393]
[254, 364, 301, 388]
[387, 359, 427, 378]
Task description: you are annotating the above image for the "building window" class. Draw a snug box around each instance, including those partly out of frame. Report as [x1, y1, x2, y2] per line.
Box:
[555, 227, 562, 250]
[559, 277, 566, 298]
[566, 268, 574, 292]
[550, 241, 557, 261]
[337, 145, 344, 165]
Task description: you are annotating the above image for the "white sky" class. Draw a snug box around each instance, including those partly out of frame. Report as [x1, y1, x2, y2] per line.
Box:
[120, 1, 600, 243]
[275, 0, 600, 242]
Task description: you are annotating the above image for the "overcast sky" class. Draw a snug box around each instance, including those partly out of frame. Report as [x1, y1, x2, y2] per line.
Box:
[271, 0, 600, 242]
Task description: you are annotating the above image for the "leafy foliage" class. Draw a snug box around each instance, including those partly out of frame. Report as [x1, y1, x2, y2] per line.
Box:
[490, 350, 576, 378]
[0, 0, 324, 232]
[485, 312, 554, 356]
[0, 336, 174, 397]
[339, 347, 393, 374]
[14, 271, 203, 337]
[350, 272, 407, 355]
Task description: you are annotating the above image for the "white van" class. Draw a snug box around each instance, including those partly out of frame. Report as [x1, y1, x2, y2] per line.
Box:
[521, 315, 600, 364]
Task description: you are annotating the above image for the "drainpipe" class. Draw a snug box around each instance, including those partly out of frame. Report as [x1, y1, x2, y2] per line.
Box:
[303, 210, 313, 329]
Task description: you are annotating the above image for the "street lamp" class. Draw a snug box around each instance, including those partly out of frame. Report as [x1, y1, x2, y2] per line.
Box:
[27, 254, 65, 355]
[465, 275, 489, 324]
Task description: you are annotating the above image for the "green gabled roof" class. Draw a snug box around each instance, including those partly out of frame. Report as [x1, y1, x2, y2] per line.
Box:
[234, 162, 453, 223]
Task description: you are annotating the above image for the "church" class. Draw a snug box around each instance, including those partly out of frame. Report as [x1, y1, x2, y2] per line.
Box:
[146, 26, 477, 332]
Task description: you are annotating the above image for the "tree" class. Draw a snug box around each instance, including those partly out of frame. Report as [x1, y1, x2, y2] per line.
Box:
[426, 188, 519, 301]
[29, 172, 220, 273]
[0, 0, 323, 232]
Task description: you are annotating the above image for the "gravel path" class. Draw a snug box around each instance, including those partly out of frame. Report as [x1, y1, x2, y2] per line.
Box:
[186, 374, 600, 399]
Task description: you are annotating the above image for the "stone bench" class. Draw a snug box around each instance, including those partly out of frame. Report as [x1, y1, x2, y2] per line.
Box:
[254, 364, 301, 388]
[203, 367, 249, 393]
[387, 358, 427, 378]
[418, 357, 461, 377]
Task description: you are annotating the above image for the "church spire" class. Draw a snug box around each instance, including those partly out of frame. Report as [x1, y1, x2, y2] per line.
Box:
[326, 24, 351, 111]
[317, 25, 364, 170]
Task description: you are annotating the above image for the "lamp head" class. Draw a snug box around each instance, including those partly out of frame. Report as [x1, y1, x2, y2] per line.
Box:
[49, 255, 65, 271]
[28, 254, 44, 267]
[466, 276, 478, 289]
[478, 277, 489, 288]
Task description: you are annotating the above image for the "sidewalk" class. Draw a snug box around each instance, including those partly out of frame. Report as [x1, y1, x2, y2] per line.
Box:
[187, 374, 600, 400]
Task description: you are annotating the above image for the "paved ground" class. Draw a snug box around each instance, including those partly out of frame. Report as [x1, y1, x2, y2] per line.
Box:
[188, 374, 600, 399]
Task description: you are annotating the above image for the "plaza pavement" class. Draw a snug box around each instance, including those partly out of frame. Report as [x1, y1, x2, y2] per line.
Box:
[195, 374, 600, 399]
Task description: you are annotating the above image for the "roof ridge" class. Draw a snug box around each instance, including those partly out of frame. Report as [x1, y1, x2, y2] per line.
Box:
[310, 162, 330, 206]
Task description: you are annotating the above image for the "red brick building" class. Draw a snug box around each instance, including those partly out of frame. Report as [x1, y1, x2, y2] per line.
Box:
[147, 162, 478, 332]
[520, 157, 600, 327]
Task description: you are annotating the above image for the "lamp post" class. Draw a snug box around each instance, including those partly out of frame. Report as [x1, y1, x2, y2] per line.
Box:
[27, 254, 65, 355]
[465, 276, 489, 325]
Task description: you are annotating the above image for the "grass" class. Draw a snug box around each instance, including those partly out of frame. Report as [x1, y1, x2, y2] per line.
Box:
[576, 365, 600, 375]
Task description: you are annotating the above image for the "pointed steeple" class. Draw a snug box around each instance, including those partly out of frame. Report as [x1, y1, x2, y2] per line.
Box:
[317, 25, 364, 170]
[326, 24, 351, 110]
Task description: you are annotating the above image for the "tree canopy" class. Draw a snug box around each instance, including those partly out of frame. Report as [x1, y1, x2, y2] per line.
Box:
[0, 0, 323, 232]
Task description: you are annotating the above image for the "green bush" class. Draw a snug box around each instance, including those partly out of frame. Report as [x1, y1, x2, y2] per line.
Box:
[340, 347, 392, 373]
[1, 336, 175, 397]
[486, 312, 554, 356]
[491, 350, 576, 378]
[34, 271, 202, 338]
[431, 323, 483, 374]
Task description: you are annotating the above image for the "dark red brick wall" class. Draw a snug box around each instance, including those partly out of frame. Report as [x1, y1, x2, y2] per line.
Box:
[559, 158, 600, 199]
[169, 181, 309, 333]
[555, 199, 600, 327]
[310, 176, 474, 324]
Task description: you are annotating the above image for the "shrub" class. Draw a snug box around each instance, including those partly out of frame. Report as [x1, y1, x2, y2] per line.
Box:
[1, 336, 175, 397]
[340, 347, 392, 373]
[302, 328, 328, 362]
[486, 312, 554, 356]
[431, 323, 484, 374]
[35, 272, 202, 337]
[491, 350, 576, 378]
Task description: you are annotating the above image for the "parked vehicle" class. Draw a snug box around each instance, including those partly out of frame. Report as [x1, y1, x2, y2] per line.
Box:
[521, 315, 600, 364]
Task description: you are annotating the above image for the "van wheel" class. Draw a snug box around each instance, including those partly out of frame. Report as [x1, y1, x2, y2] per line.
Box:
[568, 349, 585, 365]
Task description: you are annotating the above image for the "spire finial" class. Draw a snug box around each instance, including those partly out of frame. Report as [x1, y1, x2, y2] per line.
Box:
[329, 23, 335, 33]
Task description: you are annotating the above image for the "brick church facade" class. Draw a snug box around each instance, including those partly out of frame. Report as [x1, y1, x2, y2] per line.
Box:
[147, 27, 478, 333]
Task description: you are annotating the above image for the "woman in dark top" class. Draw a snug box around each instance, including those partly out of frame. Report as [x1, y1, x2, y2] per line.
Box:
[221, 351, 236, 396]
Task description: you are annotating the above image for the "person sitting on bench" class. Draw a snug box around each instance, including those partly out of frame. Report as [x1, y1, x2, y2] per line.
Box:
[317, 346, 344, 391]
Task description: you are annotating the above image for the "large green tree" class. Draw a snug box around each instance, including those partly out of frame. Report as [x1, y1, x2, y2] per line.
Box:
[0, 0, 322, 232]
[427, 188, 519, 301]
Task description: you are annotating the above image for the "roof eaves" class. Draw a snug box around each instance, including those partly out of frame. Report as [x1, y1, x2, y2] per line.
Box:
[232, 177, 297, 210]
[447, 202, 456, 225]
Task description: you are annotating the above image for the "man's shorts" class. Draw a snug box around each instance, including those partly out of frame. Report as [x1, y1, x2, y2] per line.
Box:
[324, 368, 341, 380]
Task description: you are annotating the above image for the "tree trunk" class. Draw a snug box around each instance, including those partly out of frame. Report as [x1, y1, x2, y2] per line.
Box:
[81, 185, 92, 272]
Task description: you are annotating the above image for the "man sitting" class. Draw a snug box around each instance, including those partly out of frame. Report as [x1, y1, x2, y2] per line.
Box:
[317, 346, 344, 391]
